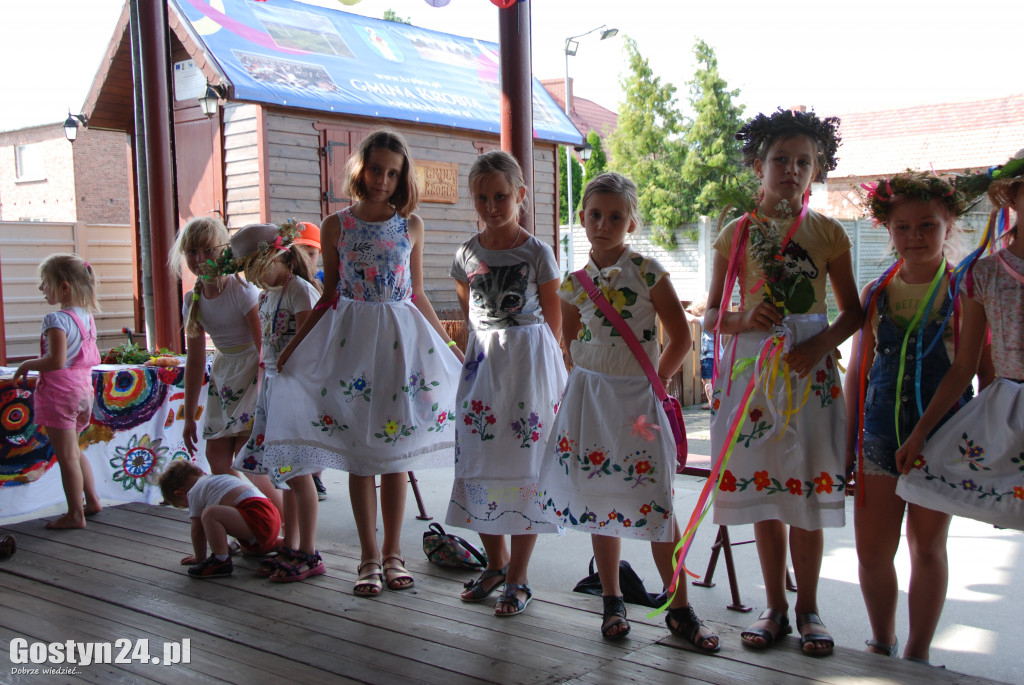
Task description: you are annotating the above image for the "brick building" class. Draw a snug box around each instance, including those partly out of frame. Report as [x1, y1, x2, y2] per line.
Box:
[0, 123, 131, 224]
[540, 77, 618, 140]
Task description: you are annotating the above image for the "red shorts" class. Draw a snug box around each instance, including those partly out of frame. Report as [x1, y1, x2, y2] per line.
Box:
[235, 497, 281, 555]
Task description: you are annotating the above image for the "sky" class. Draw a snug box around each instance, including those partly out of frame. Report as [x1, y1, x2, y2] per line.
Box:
[0, 0, 1021, 132]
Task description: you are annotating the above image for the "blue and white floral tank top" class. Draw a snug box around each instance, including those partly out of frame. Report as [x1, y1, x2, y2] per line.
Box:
[336, 207, 412, 303]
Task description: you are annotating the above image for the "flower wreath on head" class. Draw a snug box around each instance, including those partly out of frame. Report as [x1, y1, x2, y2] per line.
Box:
[951, 150, 1024, 210]
[200, 219, 302, 287]
[861, 170, 973, 227]
[735, 108, 842, 183]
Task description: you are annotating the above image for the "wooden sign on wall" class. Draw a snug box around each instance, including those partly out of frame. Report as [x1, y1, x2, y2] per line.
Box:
[414, 160, 458, 204]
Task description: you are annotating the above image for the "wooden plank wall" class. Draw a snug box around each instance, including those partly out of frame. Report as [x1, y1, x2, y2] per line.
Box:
[250, 110, 562, 313]
[222, 103, 261, 229]
[265, 112, 322, 226]
[0, 221, 135, 361]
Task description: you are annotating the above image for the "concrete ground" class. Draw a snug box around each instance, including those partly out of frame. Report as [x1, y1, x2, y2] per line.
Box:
[6, 405, 1018, 683]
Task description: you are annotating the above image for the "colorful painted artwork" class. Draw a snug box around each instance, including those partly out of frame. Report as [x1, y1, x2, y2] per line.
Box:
[0, 363, 209, 516]
[0, 383, 56, 487]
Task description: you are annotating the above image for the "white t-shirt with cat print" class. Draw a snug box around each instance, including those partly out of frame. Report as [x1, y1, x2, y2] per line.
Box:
[450, 234, 559, 330]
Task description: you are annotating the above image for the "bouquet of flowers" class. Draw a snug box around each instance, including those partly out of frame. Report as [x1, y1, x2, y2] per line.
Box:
[746, 201, 814, 315]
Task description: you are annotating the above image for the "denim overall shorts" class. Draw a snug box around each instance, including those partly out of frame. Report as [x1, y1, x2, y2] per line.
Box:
[861, 289, 972, 476]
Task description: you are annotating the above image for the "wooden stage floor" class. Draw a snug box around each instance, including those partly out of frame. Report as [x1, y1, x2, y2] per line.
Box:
[0, 503, 1005, 684]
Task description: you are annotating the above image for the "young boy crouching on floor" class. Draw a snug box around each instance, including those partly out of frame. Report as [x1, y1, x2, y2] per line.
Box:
[159, 460, 281, 578]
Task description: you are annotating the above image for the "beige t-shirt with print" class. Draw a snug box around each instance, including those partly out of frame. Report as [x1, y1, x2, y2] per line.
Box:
[714, 209, 851, 316]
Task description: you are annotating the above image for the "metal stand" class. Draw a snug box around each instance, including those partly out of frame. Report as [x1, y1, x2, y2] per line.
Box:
[691, 525, 798, 611]
[408, 471, 431, 521]
[691, 525, 753, 613]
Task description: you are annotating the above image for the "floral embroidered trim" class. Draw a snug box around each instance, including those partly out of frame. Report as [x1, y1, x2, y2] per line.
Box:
[718, 468, 847, 498]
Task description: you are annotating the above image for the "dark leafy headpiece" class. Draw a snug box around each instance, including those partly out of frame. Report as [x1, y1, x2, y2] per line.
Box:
[736, 109, 841, 183]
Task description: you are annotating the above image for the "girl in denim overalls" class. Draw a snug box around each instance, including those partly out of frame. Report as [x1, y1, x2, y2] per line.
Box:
[844, 172, 992, 665]
[14, 254, 102, 529]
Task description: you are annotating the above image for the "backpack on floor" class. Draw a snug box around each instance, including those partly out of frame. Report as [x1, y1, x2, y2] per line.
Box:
[422, 523, 487, 570]
[572, 556, 665, 608]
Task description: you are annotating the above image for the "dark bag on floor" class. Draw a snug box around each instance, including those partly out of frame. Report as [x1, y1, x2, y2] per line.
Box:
[572, 556, 665, 608]
[422, 523, 487, 570]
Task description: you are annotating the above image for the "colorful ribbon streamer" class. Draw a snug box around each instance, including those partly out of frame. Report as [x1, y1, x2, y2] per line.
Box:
[650, 332, 787, 617]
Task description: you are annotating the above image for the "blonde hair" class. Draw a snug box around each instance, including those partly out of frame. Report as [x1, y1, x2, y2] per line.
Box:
[169, 217, 229, 277]
[243, 245, 322, 295]
[158, 459, 204, 505]
[38, 253, 100, 312]
[580, 172, 643, 230]
[989, 179, 1023, 210]
[867, 172, 967, 263]
[345, 130, 419, 217]
[170, 217, 230, 339]
[468, 150, 531, 215]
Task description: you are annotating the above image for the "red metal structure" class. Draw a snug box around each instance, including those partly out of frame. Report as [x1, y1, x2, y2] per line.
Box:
[498, 0, 535, 232]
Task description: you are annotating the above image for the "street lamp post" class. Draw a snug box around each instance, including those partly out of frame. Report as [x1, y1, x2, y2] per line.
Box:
[563, 25, 617, 272]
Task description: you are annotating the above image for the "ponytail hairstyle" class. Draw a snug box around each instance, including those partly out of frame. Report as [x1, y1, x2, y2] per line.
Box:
[344, 129, 419, 217]
[245, 245, 322, 296]
[38, 253, 101, 313]
[170, 216, 230, 339]
[214, 221, 322, 297]
[283, 246, 322, 295]
[985, 149, 1024, 241]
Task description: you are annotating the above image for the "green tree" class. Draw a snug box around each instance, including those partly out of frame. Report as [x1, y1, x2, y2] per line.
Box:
[382, 9, 410, 24]
[679, 39, 749, 222]
[558, 145, 584, 225]
[607, 37, 687, 249]
[582, 131, 608, 182]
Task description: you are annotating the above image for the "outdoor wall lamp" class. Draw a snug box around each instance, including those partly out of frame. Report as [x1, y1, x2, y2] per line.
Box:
[199, 83, 227, 118]
[63, 113, 88, 143]
[577, 141, 594, 162]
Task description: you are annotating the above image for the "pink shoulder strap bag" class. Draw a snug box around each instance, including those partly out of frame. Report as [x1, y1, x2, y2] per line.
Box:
[574, 269, 688, 471]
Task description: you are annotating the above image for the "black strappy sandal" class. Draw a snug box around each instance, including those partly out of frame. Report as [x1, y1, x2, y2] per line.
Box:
[601, 595, 630, 640]
[461, 564, 509, 602]
[740, 607, 792, 649]
[666, 605, 720, 653]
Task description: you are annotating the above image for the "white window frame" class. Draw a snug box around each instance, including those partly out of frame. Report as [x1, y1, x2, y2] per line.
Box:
[15, 143, 46, 182]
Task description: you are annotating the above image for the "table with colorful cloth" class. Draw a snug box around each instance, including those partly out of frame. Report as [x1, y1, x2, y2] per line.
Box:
[0, 362, 211, 518]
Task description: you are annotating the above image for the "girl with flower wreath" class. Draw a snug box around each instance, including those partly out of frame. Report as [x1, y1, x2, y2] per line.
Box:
[537, 173, 718, 651]
[446, 151, 566, 617]
[705, 109, 862, 656]
[262, 130, 462, 596]
[845, 171, 994, 665]
[219, 222, 323, 580]
[170, 218, 282, 516]
[895, 152, 1024, 534]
